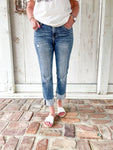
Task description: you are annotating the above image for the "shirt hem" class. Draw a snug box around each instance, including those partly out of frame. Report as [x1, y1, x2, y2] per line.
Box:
[34, 15, 71, 27]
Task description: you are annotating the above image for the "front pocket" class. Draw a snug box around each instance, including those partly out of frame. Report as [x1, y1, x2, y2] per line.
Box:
[63, 25, 72, 30]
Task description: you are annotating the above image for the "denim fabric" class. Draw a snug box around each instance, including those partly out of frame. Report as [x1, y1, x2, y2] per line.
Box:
[34, 22, 73, 106]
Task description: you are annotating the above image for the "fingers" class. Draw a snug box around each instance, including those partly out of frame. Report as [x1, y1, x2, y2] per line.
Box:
[32, 20, 41, 30]
[36, 21, 41, 28]
[33, 25, 38, 30]
[33, 21, 38, 30]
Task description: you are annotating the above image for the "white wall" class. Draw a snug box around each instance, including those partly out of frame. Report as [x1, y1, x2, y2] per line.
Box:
[0, 0, 113, 98]
[0, 0, 15, 93]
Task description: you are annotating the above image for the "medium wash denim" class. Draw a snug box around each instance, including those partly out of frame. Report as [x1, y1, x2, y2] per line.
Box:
[34, 21, 73, 106]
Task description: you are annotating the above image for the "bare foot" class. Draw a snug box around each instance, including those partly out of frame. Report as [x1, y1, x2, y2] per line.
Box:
[57, 99, 62, 107]
[49, 105, 56, 117]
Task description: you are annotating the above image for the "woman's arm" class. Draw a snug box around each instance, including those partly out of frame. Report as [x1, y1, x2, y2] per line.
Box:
[64, 0, 79, 29]
[70, 0, 79, 17]
[26, 0, 40, 30]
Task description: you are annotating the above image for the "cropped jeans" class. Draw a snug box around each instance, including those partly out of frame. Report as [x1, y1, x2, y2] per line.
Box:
[34, 22, 73, 106]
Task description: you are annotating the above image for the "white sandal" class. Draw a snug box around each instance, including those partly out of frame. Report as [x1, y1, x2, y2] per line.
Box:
[43, 115, 55, 127]
[57, 107, 66, 118]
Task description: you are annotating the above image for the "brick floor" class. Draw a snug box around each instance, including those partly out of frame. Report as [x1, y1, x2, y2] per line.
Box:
[0, 98, 113, 150]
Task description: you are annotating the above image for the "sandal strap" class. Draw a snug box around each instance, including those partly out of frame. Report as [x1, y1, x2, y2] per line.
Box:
[44, 115, 54, 124]
[57, 107, 66, 114]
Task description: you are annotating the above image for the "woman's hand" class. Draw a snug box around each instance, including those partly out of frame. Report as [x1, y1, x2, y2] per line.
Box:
[64, 15, 75, 29]
[26, 0, 40, 30]
[30, 17, 40, 30]
[64, 0, 79, 29]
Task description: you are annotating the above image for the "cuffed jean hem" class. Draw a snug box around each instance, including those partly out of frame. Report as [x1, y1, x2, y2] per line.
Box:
[56, 93, 66, 100]
[43, 98, 55, 106]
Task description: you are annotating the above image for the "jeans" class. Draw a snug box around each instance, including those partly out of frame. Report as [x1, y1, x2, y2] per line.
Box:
[34, 22, 73, 106]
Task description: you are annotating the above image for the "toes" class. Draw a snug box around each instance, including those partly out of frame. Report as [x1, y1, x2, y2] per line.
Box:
[44, 121, 52, 127]
[44, 121, 49, 126]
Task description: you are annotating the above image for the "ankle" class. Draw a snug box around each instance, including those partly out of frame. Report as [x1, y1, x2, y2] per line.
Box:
[49, 105, 55, 116]
[57, 99, 62, 107]
[49, 113, 55, 117]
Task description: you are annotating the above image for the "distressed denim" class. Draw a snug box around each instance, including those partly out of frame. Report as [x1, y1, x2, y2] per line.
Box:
[34, 22, 73, 106]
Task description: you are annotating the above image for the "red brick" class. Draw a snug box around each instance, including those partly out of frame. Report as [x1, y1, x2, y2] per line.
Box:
[92, 119, 111, 124]
[0, 136, 5, 145]
[26, 122, 40, 134]
[34, 112, 48, 117]
[10, 112, 23, 121]
[77, 131, 102, 139]
[104, 100, 113, 104]
[64, 124, 75, 137]
[98, 100, 106, 104]
[77, 140, 91, 150]
[105, 105, 113, 109]
[3, 99, 12, 104]
[90, 141, 113, 150]
[39, 129, 62, 136]
[32, 99, 42, 105]
[32, 112, 48, 122]
[61, 118, 80, 123]
[79, 114, 89, 121]
[30, 104, 42, 112]
[21, 104, 30, 111]
[89, 114, 107, 118]
[0, 99, 5, 103]
[78, 105, 92, 108]
[19, 136, 35, 150]
[93, 106, 105, 112]
[105, 109, 113, 114]
[70, 105, 77, 112]
[76, 124, 99, 131]
[36, 139, 48, 150]
[19, 112, 33, 121]
[99, 125, 112, 139]
[2, 137, 18, 150]
[65, 112, 78, 118]
[85, 100, 105, 104]
[0, 121, 8, 133]
[0, 112, 13, 121]
[52, 138, 76, 149]
[4, 104, 21, 111]
[31, 116, 43, 122]
[69, 99, 84, 104]
[109, 114, 113, 120]
[18, 99, 27, 105]
[2, 122, 28, 136]
[79, 109, 95, 113]
[9, 102, 17, 106]
[62, 99, 69, 103]
[26, 99, 34, 104]
[42, 122, 63, 128]
[0, 104, 7, 110]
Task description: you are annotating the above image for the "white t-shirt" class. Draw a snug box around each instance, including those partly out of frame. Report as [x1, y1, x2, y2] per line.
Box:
[27, 0, 72, 27]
